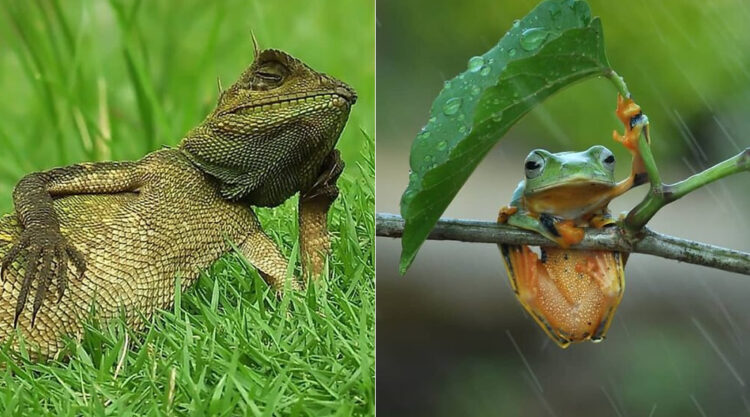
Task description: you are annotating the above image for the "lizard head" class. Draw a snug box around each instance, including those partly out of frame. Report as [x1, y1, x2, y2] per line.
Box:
[180, 48, 357, 206]
[213, 49, 357, 118]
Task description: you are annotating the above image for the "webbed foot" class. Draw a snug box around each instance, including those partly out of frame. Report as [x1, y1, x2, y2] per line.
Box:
[612, 94, 648, 151]
[612, 94, 651, 191]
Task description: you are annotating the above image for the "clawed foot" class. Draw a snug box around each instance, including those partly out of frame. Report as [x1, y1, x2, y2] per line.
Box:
[0, 225, 85, 327]
[302, 149, 345, 206]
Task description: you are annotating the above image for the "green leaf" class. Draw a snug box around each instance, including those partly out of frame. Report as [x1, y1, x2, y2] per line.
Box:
[399, 0, 613, 273]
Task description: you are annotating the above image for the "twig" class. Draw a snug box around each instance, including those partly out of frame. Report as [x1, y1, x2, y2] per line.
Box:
[625, 147, 750, 232]
[376, 213, 750, 275]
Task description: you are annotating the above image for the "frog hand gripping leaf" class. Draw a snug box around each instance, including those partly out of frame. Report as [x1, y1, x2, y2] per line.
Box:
[498, 96, 648, 348]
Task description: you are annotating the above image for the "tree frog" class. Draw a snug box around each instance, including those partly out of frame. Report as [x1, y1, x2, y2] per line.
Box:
[498, 95, 648, 348]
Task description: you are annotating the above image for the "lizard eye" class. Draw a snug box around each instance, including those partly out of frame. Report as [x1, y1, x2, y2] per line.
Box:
[256, 71, 282, 82]
[524, 152, 545, 179]
[250, 61, 288, 90]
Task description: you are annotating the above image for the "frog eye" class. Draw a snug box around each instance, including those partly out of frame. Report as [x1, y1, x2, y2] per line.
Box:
[600, 149, 616, 171]
[524, 153, 545, 179]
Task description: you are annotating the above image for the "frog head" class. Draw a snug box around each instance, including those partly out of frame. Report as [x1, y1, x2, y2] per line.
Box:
[523, 145, 617, 195]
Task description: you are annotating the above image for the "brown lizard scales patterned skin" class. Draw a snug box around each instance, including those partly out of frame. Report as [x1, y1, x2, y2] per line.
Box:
[0, 48, 356, 361]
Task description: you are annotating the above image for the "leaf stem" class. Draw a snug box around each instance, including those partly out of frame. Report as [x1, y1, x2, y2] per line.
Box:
[637, 129, 662, 186]
[604, 68, 631, 98]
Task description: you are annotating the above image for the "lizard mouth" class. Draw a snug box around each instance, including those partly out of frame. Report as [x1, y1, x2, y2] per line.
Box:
[223, 90, 355, 117]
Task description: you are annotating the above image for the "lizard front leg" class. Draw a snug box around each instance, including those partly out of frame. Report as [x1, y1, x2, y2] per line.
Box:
[1, 161, 144, 326]
[299, 150, 344, 279]
[237, 214, 300, 292]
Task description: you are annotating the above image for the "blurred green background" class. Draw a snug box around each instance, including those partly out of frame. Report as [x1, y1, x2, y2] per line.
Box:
[377, 1, 750, 416]
[0, 0, 374, 212]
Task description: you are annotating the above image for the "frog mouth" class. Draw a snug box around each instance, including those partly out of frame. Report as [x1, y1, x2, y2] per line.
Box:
[530, 177, 615, 193]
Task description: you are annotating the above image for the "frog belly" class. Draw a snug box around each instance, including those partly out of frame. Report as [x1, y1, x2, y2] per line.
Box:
[500, 244, 625, 347]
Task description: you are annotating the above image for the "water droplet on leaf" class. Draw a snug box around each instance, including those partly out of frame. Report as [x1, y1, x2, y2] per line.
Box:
[480, 66, 491, 76]
[402, 189, 417, 206]
[437, 141, 447, 151]
[520, 28, 548, 51]
[467, 56, 484, 72]
[442, 97, 462, 115]
[508, 48, 517, 57]
[574, 1, 591, 23]
[549, 2, 561, 17]
[470, 85, 481, 96]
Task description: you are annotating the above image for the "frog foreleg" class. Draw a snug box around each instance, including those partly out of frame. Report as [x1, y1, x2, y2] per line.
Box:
[505, 211, 565, 246]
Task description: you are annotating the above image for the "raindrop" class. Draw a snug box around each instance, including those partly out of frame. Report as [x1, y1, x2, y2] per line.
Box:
[512, 19, 520, 28]
[444, 80, 452, 89]
[420, 131, 431, 140]
[549, 2, 561, 17]
[437, 141, 448, 151]
[402, 189, 417, 205]
[423, 155, 432, 163]
[574, 1, 591, 23]
[492, 111, 503, 122]
[467, 56, 484, 72]
[442, 97, 462, 115]
[428, 116, 437, 123]
[508, 48, 517, 57]
[458, 125, 468, 134]
[480, 66, 491, 76]
[470, 85, 481, 96]
[520, 28, 548, 51]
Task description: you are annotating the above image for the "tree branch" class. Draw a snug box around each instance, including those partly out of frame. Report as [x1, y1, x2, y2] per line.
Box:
[376, 213, 750, 275]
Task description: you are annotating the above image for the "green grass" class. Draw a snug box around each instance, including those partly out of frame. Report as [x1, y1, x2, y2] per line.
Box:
[0, 0, 374, 415]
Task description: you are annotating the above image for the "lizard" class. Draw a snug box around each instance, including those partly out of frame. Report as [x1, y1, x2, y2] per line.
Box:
[0, 45, 357, 361]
